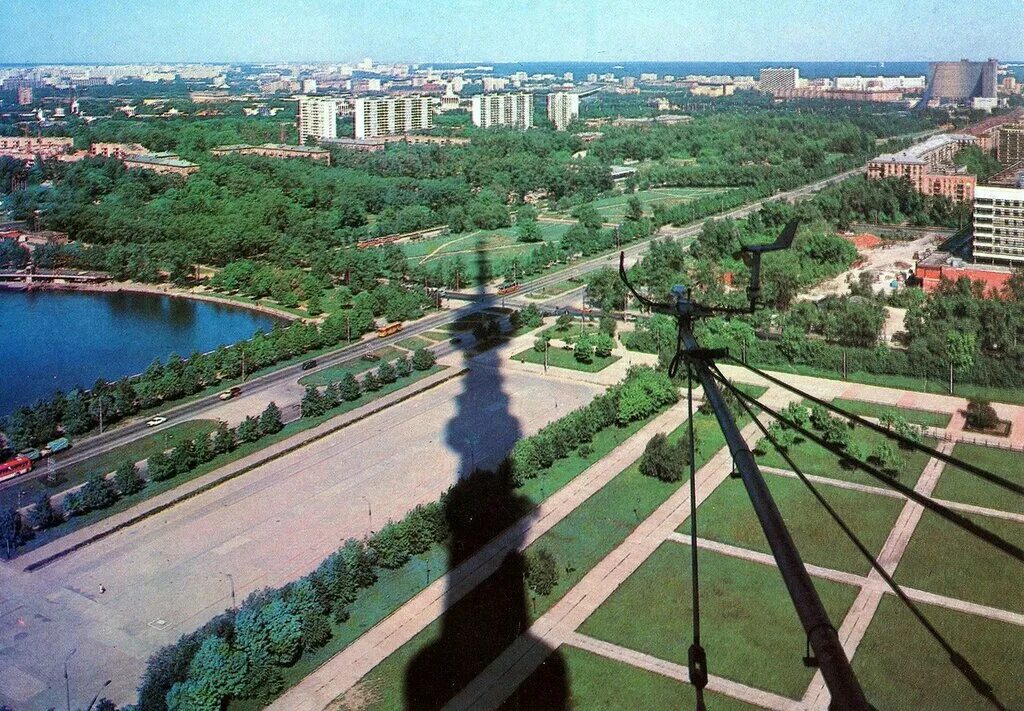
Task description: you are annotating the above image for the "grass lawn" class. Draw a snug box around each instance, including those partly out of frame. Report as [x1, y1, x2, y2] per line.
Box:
[524, 280, 584, 299]
[756, 426, 937, 490]
[832, 397, 952, 429]
[691, 472, 905, 576]
[755, 360, 1024, 406]
[513, 347, 620, 373]
[578, 544, 859, 699]
[854, 595, 1024, 710]
[501, 645, 763, 711]
[539, 321, 600, 345]
[894, 509, 1024, 614]
[17, 367, 445, 555]
[395, 335, 434, 351]
[421, 330, 449, 341]
[297, 347, 403, 386]
[552, 187, 733, 221]
[4, 420, 220, 512]
[931, 443, 1024, 515]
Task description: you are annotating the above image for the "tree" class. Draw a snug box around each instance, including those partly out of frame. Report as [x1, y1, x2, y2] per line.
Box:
[300, 386, 327, 418]
[147, 449, 175, 481]
[259, 402, 284, 436]
[625, 195, 645, 222]
[534, 335, 550, 353]
[336, 373, 360, 401]
[516, 217, 543, 243]
[29, 493, 62, 530]
[945, 331, 977, 394]
[79, 473, 119, 512]
[237, 415, 262, 442]
[525, 547, 559, 596]
[411, 348, 436, 371]
[964, 398, 999, 431]
[377, 360, 398, 384]
[362, 371, 381, 391]
[593, 332, 615, 358]
[574, 332, 594, 364]
[0, 508, 23, 557]
[114, 460, 146, 496]
[212, 422, 236, 454]
[639, 432, 687, 482]
[871, 441, 904, 476]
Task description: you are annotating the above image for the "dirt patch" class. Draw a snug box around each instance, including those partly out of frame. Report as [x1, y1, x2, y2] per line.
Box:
[326, 679, 381, 710]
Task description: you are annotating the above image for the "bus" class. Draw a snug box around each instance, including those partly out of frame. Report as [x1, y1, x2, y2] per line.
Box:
[0, 456, 32, 484]
[377, 322, 404, 338]
[497, 281, 520, 296]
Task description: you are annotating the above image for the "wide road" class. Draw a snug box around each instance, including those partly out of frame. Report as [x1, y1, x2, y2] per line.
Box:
[12, 164, 865, 493]
[0, 351, 603, 710]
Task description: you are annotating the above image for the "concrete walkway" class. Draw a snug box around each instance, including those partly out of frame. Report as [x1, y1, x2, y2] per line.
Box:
[268, 401, 698, 711]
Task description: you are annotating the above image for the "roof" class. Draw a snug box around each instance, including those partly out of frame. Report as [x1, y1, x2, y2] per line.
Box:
[871, 133, 976, 165]
[125, 153, 199, 168]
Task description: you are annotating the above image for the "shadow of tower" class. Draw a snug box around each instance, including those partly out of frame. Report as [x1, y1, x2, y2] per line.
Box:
[404, 246, 568, 709]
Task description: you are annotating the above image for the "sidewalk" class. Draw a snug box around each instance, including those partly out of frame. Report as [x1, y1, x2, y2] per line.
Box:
[268, 402, 697, 711]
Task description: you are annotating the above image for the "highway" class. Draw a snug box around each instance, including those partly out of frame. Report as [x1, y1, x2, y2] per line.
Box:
[10, 163, 865, 489]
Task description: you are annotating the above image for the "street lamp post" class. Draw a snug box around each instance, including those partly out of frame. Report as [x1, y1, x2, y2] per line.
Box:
[64, 647, 77, 711]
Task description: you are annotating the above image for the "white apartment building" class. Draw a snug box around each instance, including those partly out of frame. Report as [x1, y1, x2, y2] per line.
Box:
[297, 96, 338, 143]
[482, 77, 509, 92]
[640, 73, 658, 83]
[759, 67, 800, 93]
[471, 93, 534, 129]
[546, 92, 580, 131]
[354, 96, 433, 139]
[973, 185, 1024, 265]
[834, 75, 927, 91]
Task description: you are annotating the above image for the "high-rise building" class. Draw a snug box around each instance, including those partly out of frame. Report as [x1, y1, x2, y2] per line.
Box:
[997, 122, 1024, 165]
[297, 96, 338, 143]
[758, 67, 799, 94]
[927, 59, 998, 103]
[867, 133, 977, 202]
[972, 186, 1024, 265]
[17, 86, 33, 105]
[546, 92, 580, 131]
[471, 93, 534, 129]
[482, 77, 509, 92]
[354, 96, 433, 139]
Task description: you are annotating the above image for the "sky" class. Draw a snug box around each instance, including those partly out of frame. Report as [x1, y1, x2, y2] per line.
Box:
[0, 0, 1021, 65]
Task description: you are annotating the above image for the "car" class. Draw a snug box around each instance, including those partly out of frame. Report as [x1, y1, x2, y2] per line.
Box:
[146, 416, 168, 427]
[361, 353, 380, 362]
[18, 448, 41, 462]
[301, 359, 318, 371]
[218, 386, 242, 401]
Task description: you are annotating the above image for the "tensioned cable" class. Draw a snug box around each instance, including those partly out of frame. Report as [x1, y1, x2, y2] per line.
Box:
[685, 362, 708, 709]
[714, 369, 1006, 710]
[708, 372, 1024, 563]
[724, 356, 1023, 497]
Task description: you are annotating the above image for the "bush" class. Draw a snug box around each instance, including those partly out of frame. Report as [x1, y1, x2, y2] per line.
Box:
[362, 371, 381, 391]
[377, 360, 398, 384]
[237, 415, 262, 442]
[212, 423, 236, 454]
[525, 547, 559, 596]
[964, 398, 999, 431]
[259, 402, 284, 436]
[29, 493, 62, 530]
[639, 432, 692, 482]
[78, 474, 119, 513]
[574, 333, 594, 364]
[339, 373, 362, 401]
[147, 449, 176, 482]
[114, 460, 146, 496]
[411, 347, 436, 371]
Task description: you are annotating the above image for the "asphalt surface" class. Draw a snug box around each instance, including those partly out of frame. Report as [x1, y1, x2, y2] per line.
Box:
[4, 164, 865, 494]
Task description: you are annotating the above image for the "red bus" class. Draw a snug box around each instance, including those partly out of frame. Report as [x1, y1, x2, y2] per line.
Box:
[377, 322, 404, 338]
[497, 281, 520, 296]
[0, 456, 32, 484]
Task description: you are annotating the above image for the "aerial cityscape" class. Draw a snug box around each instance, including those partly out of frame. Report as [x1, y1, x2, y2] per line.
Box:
[0, 2, 1022, 710]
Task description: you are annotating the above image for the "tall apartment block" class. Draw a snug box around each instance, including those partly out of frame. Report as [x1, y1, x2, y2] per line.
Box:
[297, 96, 338, 144]
[867, 133, 977, 202]
[546, 92, 580, 131]
[758, 67, 800, 94]
[973, 186, 1024, 265]
[470, 93, 534, 129]
[997, 122, 1024, 166]
[354, 96, 433, 139]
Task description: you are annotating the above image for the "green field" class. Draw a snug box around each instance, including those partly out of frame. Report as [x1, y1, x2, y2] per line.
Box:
[894, 509, 1024, 614]
[854, 595, 1024, 710]
[512, 347, 620, 373]
[551, 187, 734, 221]
[2, 420, 220, 512]
[832, 397, 952, 429]
[579, 543, 859, 699]
[755, 426, 937, 490]
[395, 335, 434, 351]
[501, 645, 762, 711]
[524, 279, 584, 299]
[538, 321, 601, 345]
[403, 223, 569, 263]
[692, 472, 905, 575]
[931, 443, 1024, 515]
[297, 347, 403, 386]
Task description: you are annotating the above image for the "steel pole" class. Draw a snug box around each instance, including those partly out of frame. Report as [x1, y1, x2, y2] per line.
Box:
[681, 331, 868, 711]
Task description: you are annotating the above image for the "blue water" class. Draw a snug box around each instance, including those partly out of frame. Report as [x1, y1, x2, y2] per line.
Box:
[0, 289, 278, 414]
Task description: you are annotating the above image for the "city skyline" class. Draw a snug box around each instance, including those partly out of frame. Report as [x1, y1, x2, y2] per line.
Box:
[1, 0, 1022, 65]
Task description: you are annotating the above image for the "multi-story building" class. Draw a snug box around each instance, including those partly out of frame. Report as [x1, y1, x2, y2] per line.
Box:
[89, 142, 147, 159]
[0, 136, 73, 162]
[834, 75, 927, 91]
[481, 77, 509, 92]
[963, 109, 1023, 152]
[470, 93, 533, 129]
[867, 134, 977, 202]
[17, 86, 33, 105]
[546, 92, 580, 131]
[927, 59, 998, 103]
[997, 122, 1024, 166]
[639, 73, 658, 83]
[297, 96, 338, 143]
[972, 186, 1024, 265]
[209, 143, 331, 164]
[758, 67, 799, 94]
[123, 152, 200, 178]
[354, 96, 433, 139]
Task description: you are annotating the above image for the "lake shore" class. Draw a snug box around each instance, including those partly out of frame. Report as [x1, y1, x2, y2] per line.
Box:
[0, 278, 300, 322]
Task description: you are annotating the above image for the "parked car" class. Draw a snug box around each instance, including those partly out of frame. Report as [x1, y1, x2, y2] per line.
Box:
[301, 359, 318, 371]
[18, 448, 41, 462]
[361, 353, 380, 362]
[218, 386, 242, 401]
[146, 416, 168, 427]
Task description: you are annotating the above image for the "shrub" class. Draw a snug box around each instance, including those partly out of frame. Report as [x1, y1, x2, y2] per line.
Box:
[412, 347, 436, 371]
[114, 460, 146, 496]
[525, 547, 559, 596]
[964, 398, 999, 431]
[639, 432, 691, 482]
[147, 449, 176, 481]
[259, 402, 284, 436]
[212, 423, 237, 454]
[29, 493, 62, 530]
[339, 373, 362, 401]
[377, 360, 397, 384]
[237, 415, 262, 443]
